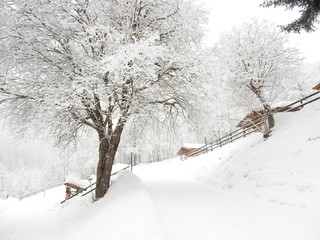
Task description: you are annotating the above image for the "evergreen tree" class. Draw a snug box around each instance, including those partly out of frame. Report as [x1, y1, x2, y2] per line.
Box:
[262, 0, 320, 32]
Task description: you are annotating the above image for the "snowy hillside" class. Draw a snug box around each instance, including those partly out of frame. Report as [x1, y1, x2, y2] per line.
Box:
[188, 99, 320, 210]
[1, 100, 320, 240]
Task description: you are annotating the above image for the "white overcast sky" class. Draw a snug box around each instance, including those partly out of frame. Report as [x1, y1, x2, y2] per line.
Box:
[203, 0, 320, 64]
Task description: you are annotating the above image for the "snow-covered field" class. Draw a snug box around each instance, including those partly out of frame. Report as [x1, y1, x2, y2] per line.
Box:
[1, 100, 320, 240]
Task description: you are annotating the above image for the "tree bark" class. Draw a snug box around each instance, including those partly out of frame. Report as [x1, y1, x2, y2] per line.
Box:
[95, 131, 110, 200]
[263, 104, 274, 128]
[95, 122, 126, 200]
[248, 82, 275, 138]
[262, 104, 274, 139]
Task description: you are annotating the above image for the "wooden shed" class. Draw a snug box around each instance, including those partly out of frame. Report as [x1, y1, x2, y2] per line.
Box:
[236, 109, 267, 130]
[236, 102, 302, 130]
[236, 106, 284, 130]
[313, 83, 320, 90]
[64, 176, 90, 200]
[177, 143, 204, 156]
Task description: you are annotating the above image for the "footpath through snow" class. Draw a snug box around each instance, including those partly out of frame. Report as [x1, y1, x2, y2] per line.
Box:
[1, 100, 320, 240]
[134, 159, 320, 240]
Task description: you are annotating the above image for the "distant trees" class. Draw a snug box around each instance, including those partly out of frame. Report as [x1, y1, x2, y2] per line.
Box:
[0, 0, 209, 199]
[0, 163, 9, 198]
[215, 19, 302, 136]
[261, 0, 320, 32]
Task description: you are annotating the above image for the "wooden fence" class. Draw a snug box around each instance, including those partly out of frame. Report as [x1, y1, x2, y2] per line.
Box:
[182, 90, 320, 160]
[60, 165, 130, 204]
[18, 183, 64, 200]
[18, 166, 130, 203]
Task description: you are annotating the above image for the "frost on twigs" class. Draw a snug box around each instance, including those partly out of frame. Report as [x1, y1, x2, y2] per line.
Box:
[0, 0, 210, 198]
[214, 19, 302, 135]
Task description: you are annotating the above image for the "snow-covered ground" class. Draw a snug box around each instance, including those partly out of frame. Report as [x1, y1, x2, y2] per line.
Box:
[1, 100, 320, 240]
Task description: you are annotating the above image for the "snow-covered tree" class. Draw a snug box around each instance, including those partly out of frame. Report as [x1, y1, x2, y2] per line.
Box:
[215, 19, 302, 136]
[0, 0, 209, 199]
[0, 163, 9, 198]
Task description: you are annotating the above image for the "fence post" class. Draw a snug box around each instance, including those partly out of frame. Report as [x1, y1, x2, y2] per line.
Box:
[204, 137, 208, 153]
[230, 133, 233, 142]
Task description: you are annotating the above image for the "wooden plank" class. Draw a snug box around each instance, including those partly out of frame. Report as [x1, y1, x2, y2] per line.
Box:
[64, 183, 84, 190]
[289, 96, 320, 112]
[81, 188, 96, 197]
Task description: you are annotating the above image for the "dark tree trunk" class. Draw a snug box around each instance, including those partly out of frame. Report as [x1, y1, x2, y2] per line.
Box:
[263, 104, 275, 128]
[262, 104, 274, 138]
[95, 122, 126, 200]
[248, 82, 275, 138]
[95, 132, 111, 200]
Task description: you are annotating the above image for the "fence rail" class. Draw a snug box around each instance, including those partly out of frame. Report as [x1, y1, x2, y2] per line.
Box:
[60, 165, 130, 204]
[182, 90, 320, 160]
[18, 183, 64, 200]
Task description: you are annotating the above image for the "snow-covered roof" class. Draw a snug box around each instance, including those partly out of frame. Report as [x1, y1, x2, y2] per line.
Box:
[273, 101, 293, 108]
[182, 143, 204, 149]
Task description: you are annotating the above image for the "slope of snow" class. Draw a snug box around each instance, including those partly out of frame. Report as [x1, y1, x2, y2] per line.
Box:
[60, 170, 166, 240]
[0, 186, 66, 240]
[1, 100, 320, 240]
[191, 100, 320, 210]
[132, 100, 320, 240]
[0, 171, 165, 240]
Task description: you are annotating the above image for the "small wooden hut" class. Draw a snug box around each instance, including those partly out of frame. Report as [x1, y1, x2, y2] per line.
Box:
[177, 143, 204, 156]
[236, 102, 299, 130]
[313, 83, 320, 90]
[64, 176, 90, 200]
[64, 183, 84, 200]
[236, 109, 266, 130]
